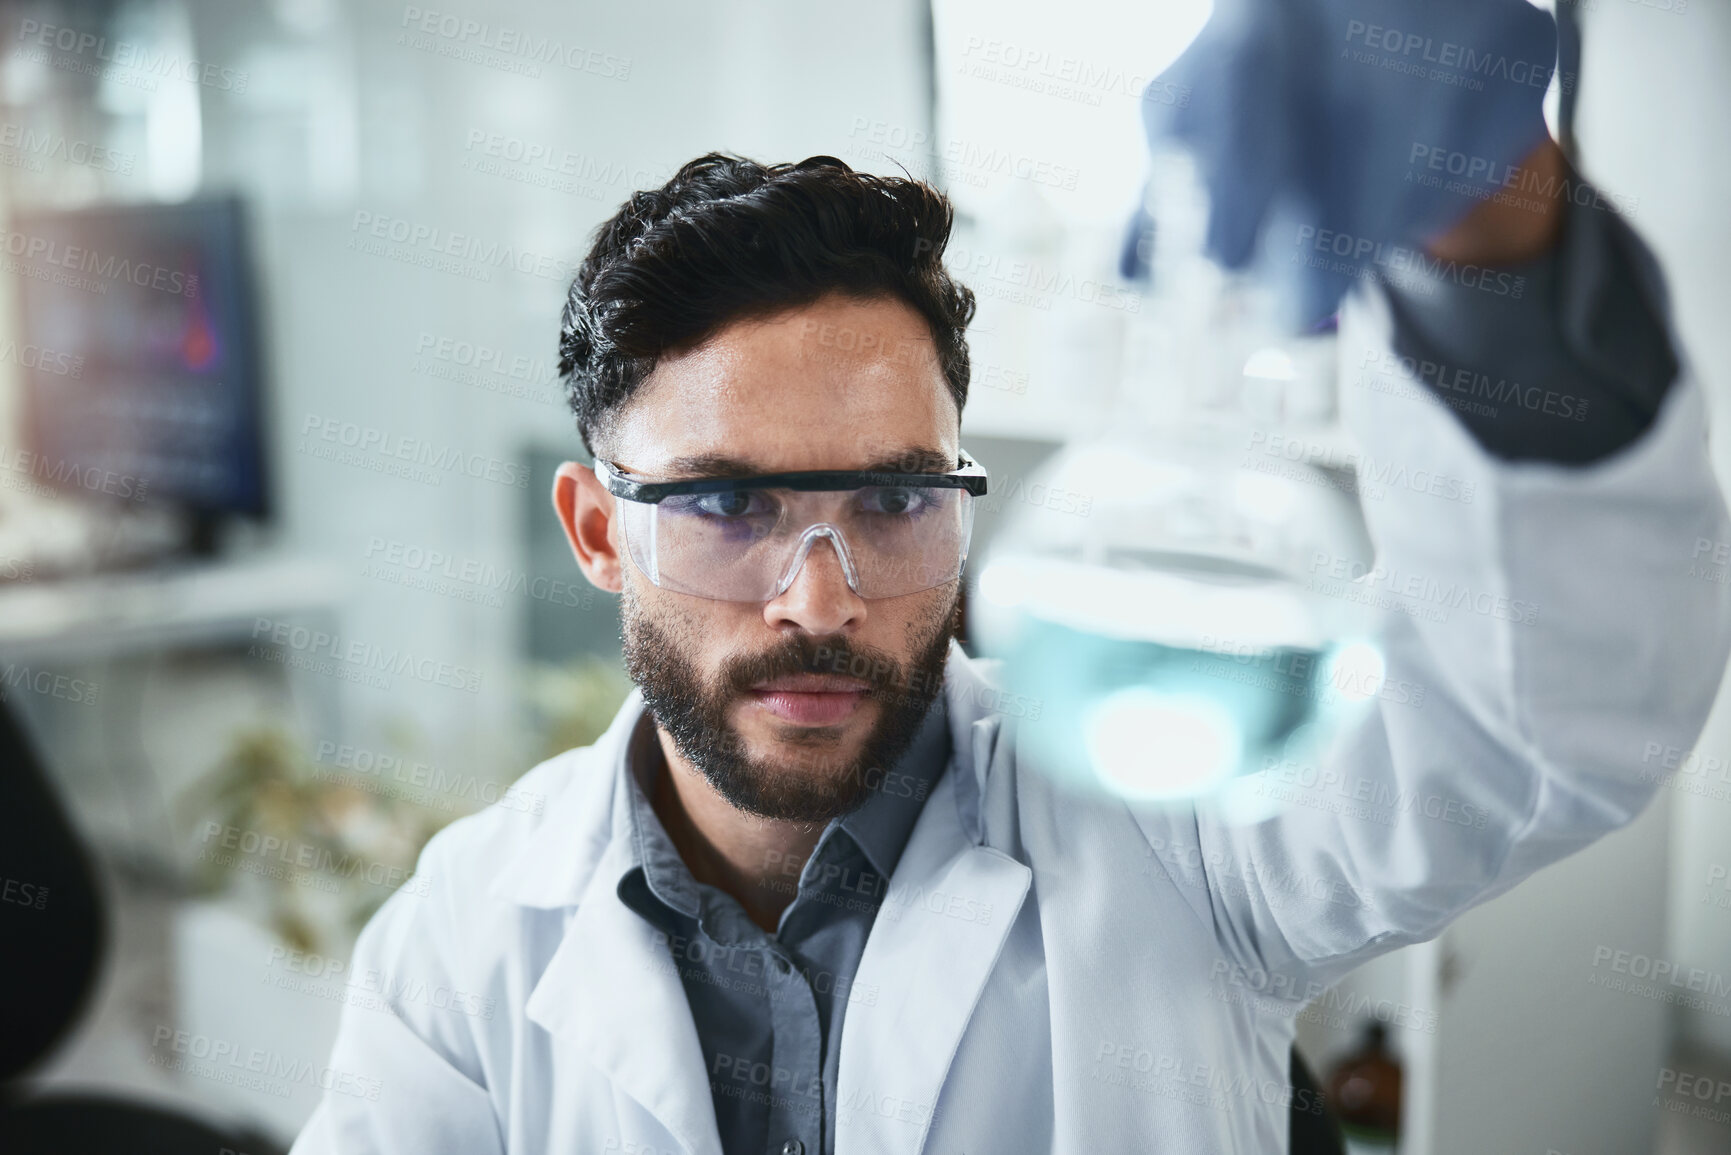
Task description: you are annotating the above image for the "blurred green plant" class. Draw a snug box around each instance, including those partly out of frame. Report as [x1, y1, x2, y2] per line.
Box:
[181, 725, 444, 955]
[181, 654, 633, 955]
[524, 655, 634, 764]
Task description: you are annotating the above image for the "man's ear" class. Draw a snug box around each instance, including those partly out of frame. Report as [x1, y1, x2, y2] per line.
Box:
[553, 461, 622, 593]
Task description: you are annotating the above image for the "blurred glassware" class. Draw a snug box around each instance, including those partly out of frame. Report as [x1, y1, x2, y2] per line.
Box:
[971, 424, 1377, 811]
[970, 148, 1379, 813]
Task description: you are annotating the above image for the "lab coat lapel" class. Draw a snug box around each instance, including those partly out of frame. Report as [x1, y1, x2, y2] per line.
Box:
[524, 834, 724, 1155]
[835, 762, 1032, 1154]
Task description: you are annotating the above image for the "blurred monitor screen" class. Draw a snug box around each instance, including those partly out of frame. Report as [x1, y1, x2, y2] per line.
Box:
[12, 195, 267, 516]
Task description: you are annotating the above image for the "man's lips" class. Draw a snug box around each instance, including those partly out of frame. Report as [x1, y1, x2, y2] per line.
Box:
[746, 673, 871, 725]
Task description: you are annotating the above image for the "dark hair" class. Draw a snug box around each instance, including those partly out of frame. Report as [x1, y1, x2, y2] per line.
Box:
[557, 152, 976, 457]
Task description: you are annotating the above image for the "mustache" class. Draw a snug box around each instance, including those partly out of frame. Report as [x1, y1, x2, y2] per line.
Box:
[721, 635, 903, 694]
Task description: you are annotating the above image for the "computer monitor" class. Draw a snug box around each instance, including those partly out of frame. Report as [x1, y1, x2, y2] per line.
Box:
[11, 195, 269, 531]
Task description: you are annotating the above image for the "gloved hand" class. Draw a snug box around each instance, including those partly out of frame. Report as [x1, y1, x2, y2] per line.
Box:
[1139, 0, 1560, 326]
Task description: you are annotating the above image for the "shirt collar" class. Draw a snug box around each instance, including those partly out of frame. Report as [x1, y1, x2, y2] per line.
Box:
[833, 693, 949, 880]
[616, 690, 952, 919]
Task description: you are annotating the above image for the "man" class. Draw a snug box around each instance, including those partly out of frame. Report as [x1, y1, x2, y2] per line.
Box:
[292, 35, 1731, 1155]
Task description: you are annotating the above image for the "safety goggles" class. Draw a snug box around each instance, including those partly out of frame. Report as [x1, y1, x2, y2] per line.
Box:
[595, 450, 988, 602]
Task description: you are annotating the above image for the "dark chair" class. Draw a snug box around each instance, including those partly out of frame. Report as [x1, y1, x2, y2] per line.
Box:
[0, 699, 283, 1154]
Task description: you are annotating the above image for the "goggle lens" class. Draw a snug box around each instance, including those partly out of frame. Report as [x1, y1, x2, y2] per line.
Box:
[619, 484, 975, 601]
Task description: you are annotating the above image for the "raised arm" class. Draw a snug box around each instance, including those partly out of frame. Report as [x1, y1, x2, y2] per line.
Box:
[1138, 139, 1731, 987]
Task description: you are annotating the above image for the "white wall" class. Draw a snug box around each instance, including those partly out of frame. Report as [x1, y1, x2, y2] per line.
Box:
[1570, 0, 1731, 1059]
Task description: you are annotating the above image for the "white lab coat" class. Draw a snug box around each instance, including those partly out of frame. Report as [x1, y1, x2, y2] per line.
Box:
[290, 290, 1731, 1155]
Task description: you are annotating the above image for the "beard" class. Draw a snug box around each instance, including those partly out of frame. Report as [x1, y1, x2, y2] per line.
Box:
[621, 583, 961, 823]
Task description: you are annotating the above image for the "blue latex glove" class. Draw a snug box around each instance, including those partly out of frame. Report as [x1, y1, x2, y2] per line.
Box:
[1139, 0, 1560, 326]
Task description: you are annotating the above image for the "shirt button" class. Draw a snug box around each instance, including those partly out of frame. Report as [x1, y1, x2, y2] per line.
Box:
[780, 1142, 804, 1155]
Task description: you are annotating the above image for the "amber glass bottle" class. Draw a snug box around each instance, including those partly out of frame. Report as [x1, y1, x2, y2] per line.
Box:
[1325, 1018, 1403, 1153]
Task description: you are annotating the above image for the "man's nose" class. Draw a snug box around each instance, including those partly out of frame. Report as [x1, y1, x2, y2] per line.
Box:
[764, 533, 865, 634]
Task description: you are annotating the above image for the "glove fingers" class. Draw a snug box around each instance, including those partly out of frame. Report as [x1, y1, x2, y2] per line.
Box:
[1146, 0, 1300, 270]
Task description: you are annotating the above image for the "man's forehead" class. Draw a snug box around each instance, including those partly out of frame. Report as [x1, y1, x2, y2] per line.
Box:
[606, 296, 959, 475]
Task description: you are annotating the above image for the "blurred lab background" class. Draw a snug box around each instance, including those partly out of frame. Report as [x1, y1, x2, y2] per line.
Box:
[0, 0, 1728, 1152]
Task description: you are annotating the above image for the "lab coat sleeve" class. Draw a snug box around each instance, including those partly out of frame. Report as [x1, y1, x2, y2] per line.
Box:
[1134, 274, 1731, 992]
[287, 821, 507, 1155]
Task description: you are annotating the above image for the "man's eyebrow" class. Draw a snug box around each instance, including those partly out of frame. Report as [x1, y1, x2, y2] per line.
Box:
[658, 447, 957, 478]
[860, 448, 956, 474]
[659, 453, 765, 479]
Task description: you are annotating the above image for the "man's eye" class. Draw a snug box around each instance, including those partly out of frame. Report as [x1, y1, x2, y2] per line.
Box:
[696, 491, 767, 517]
[860, 487, 927, 516]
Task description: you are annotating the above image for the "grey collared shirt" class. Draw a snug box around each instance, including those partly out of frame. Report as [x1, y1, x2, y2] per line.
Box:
[616, 697, 950, 1155]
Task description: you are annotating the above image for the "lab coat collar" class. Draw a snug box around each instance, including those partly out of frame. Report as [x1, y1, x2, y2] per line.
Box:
[488, 683, 646, 911]
[491, 640, 1001, 913]
[495, 642, 1032, 1155]
[834, 643, 1034, 1153]
[525, 826, 726, 1155]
